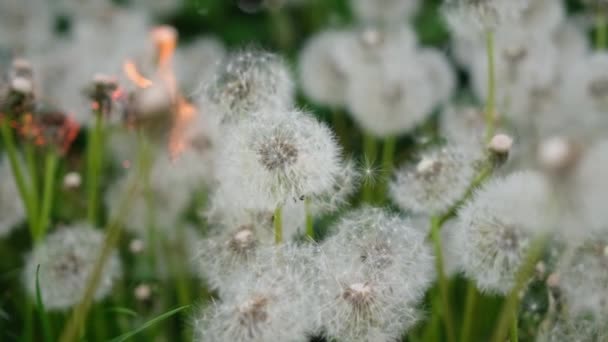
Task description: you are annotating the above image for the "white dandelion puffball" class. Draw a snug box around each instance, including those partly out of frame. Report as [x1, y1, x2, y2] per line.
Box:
[390, 146, 480, 215]
[298, 30, 351, 108]
[194, 245, 314, 342]
[0, 161, 25, 237]
[440, 105, 487, 148]
[316, 218, 427, 342]
[196, 219, 273, 291]
[455, 171, 551, 294]
[214, 109, 341, 211]
[203, 49, 294, 124]
[350, 0, 421, 23]
[419, 47, 456, 106]
[575, 140, 608, 233]
[23, 225, 122, 310]
[558, 238, 608, 320]
[443, 0, 531, 38]
[513, 0, 565, 37]
[537, 316, 608, 342]
[323, 207, 435, 301]
[309, 158, 361, 215]
[346, 52, 435, 137]
[562, 53, 608, 118]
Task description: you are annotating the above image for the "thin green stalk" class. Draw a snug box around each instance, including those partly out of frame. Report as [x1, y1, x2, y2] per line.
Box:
[87, 114, 104, 226]
[597, 12, 607, 49]
[331, 109, 348, 151]
[37, 152, 58, 241]
[35, 265, 54, 342]
[362, 133, 378, 203]
[423, 291, 442, 342]
[485, 30, 496, 142]
[269, 8, 294, 51]
[492, 237, 547, 342]
[1, 120, 37, 238]
[378, 136, 396, 203]
[510, 303, 519, 342]
[429, 216, 456, 342]
[24, 142, 39, 222]
[460, 281, 478, 342]
[59, 155, 147, 342]
[22, 298, 34, 342]
[274, 206, 283, 244]
[305, 197, 314, 240]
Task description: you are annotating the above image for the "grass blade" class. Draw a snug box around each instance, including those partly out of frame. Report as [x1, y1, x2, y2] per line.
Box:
[109, 305, 190, 342]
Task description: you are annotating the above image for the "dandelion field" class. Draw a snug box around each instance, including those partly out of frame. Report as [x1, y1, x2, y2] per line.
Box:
[1, 0, 608, 341]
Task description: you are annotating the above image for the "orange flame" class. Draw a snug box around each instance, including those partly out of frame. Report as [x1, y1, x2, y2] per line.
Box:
[123, 60, 153, 89]
[122, 26, 199, 160]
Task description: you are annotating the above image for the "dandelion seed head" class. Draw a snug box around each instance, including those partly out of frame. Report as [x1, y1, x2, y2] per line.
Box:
[390, 146, 480, 215]
[455, 171, 550, 294]
[214, 109, 341, 211]
[443, 0, 531, 38]
[298, 30, 351, 108]
[204, 49, 293, 124]
[558, 238, 608, 320]
[195, 245, 314, 342]
[23, 224, 122, 310]
[175, 36, 226, 94]
[575, 140, 608, 233]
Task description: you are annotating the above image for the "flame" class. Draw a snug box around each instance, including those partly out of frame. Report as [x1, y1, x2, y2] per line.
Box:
[122, 25, 198, 159]
[123, 60, 152, 89]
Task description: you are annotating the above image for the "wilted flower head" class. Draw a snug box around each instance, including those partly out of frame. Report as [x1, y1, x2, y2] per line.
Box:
[443, 0, 531, 38]
[203, 49, 293, 124]
[0, 161, 25, 237]
[214, 109, 341, 211]
[23, 224, 122, 310]
[194, 244, 314, 342]
[455, 171, 550, 294]
[390, 146, 481, 215]
[350, 0, 420, 23]
[298, 30, 351, 108]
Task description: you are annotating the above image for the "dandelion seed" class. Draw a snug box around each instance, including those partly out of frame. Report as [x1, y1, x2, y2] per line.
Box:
[203, 49, 293, 124]
[455, 171, 551, 294]
[214, 109, 341, 211]
[390, 146, 481, 215]
[23, 224, 122, 310]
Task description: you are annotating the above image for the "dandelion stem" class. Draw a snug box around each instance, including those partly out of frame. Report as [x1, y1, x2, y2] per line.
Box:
[87, 113, 104, 226]
[378, 136, 396, 203]
[0, 119, 37, 239]
[597, 13, 607, 49]
[429, 216, 456, 342]
[510, 303, 519, 342]
[274, 205, 283, 244]
[37, 151, 58, 241]
[305, 197, 314, 240]
[59, 148, 146, 342]
[362, 133, 377, 203]
[332, 109, 348, 151]
[460, 281, 478, 342]
[485, 30, 496, 142]
[24, 141, 39, 225]
[491, 236, 546, 342]
[269, 8, 294, 51]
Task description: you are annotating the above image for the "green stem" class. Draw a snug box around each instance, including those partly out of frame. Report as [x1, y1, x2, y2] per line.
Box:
[87, 114, 104, 226]
[274, 206, 283, 244]
[305, 197, 314, 240]
[460, 281, 478, 342]
[429, 216, 456, 342]
[37, 152, 58, 241]
[492, 236, 546, 342]
[485, 30, 496, 142]
[597, 12, 607, 49]
[362, 133, 378, 203]
[332, 109, 348, 151]
[269, 8, 294, 51]
[59, 148, 147, 342]
[510, 303, 519, 342]
[0, 119, 37, 239]
[24, 142, 39, 223]
[378, 136, 396, 203]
